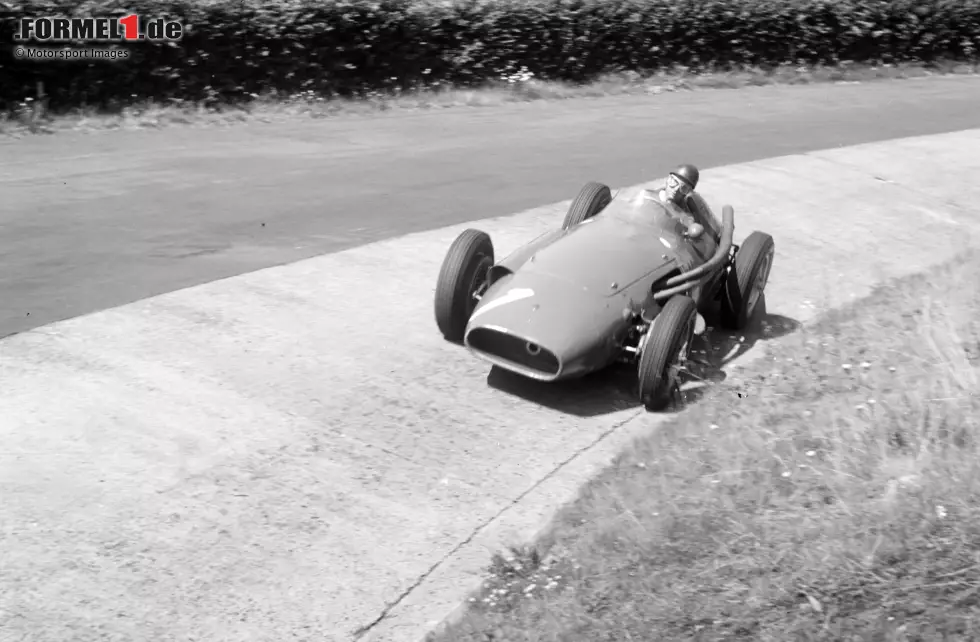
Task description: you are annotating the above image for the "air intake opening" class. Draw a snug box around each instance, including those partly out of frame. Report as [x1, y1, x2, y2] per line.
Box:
[467, 328, 560, 377]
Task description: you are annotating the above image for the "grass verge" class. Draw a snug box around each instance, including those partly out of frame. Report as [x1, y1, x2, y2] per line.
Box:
[428, 249, 980, 642]
[2, 60, 978, 137]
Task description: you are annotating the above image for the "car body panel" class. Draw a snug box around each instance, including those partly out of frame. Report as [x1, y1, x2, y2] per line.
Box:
[490, 228, 564, 283]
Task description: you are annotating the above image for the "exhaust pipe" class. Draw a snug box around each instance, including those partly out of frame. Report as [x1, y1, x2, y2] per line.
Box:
[652, 204, 734, 301]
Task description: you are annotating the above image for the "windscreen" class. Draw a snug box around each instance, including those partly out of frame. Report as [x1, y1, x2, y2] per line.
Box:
[607, 189, 675, 222]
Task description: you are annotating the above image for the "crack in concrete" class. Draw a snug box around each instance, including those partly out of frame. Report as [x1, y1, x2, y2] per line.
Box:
[351, 408, 645, 639]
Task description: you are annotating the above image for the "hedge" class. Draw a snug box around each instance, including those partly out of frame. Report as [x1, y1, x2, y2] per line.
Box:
[2, 0, 979, 111]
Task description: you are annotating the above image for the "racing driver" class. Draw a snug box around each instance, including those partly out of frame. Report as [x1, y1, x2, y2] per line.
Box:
[657, 163, 721, 241]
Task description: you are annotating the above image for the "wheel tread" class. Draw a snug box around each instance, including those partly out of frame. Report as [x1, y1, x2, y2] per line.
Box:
[637, 295, 698, 411]
[720, 231, 775, 330]
[434, 229, 494, 342]
[562, 181, 612, 230]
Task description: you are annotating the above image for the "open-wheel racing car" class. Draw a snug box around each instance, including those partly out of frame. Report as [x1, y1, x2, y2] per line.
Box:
[433, 180, 775, 411]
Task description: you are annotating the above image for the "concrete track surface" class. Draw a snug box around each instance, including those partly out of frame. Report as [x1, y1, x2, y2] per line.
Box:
[3, 76, 980, 338]
[2, 124, 980, 641]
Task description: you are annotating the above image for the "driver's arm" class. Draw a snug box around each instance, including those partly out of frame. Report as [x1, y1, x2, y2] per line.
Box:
[686, 192, 722, 241]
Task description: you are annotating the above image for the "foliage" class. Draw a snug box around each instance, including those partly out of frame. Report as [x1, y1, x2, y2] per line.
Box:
[3, 0, 980, 110]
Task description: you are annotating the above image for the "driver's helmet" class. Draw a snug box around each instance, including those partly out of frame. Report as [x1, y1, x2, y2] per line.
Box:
[665, 164, 700, 204]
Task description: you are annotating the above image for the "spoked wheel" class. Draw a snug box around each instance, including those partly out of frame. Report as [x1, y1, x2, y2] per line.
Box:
[434, 229, 495, 343]
[637, 295, 698, 411]
[562, 181, 612, 230]
[721, 231, 775, 330]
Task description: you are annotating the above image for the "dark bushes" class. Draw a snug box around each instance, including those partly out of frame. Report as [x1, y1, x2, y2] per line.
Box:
[2, 0, 979, 111]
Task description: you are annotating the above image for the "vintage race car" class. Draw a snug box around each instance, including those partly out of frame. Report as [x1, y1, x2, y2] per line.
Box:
[433, 181, 775, 410]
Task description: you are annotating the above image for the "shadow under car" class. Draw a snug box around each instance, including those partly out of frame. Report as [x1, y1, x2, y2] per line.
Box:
[484, 295, 802, 418]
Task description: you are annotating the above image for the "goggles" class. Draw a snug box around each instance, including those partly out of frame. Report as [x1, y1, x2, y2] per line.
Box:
[667, 173, 692, 194]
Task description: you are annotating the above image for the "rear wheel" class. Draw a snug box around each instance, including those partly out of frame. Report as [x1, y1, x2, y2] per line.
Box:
[562, 181, 612, 230]
[720, 231, 775, 330]
[637, 295, 698, 411]
[434, 229, 494, 343]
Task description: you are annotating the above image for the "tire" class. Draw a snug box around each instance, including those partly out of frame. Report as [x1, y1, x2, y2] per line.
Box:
[637, 295, 698, 411]
[434, 229, 495, 343]
[562, 181, 612, 230]
[720, 231, 775, 330]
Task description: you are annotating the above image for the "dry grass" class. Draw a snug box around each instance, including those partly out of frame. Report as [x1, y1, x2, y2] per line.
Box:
[429, 249, 980, 642]
[2, 60, 978, 137]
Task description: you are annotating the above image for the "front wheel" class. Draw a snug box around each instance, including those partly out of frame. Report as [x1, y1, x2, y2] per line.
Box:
[720, 231, 775, 330]
[434, 229, 494, 343]
[562, 181, 611, 230]
[637, 295, 698, 411]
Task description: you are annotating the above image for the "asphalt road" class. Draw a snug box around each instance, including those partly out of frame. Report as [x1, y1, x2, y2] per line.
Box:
[3, 76, 980, 338]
